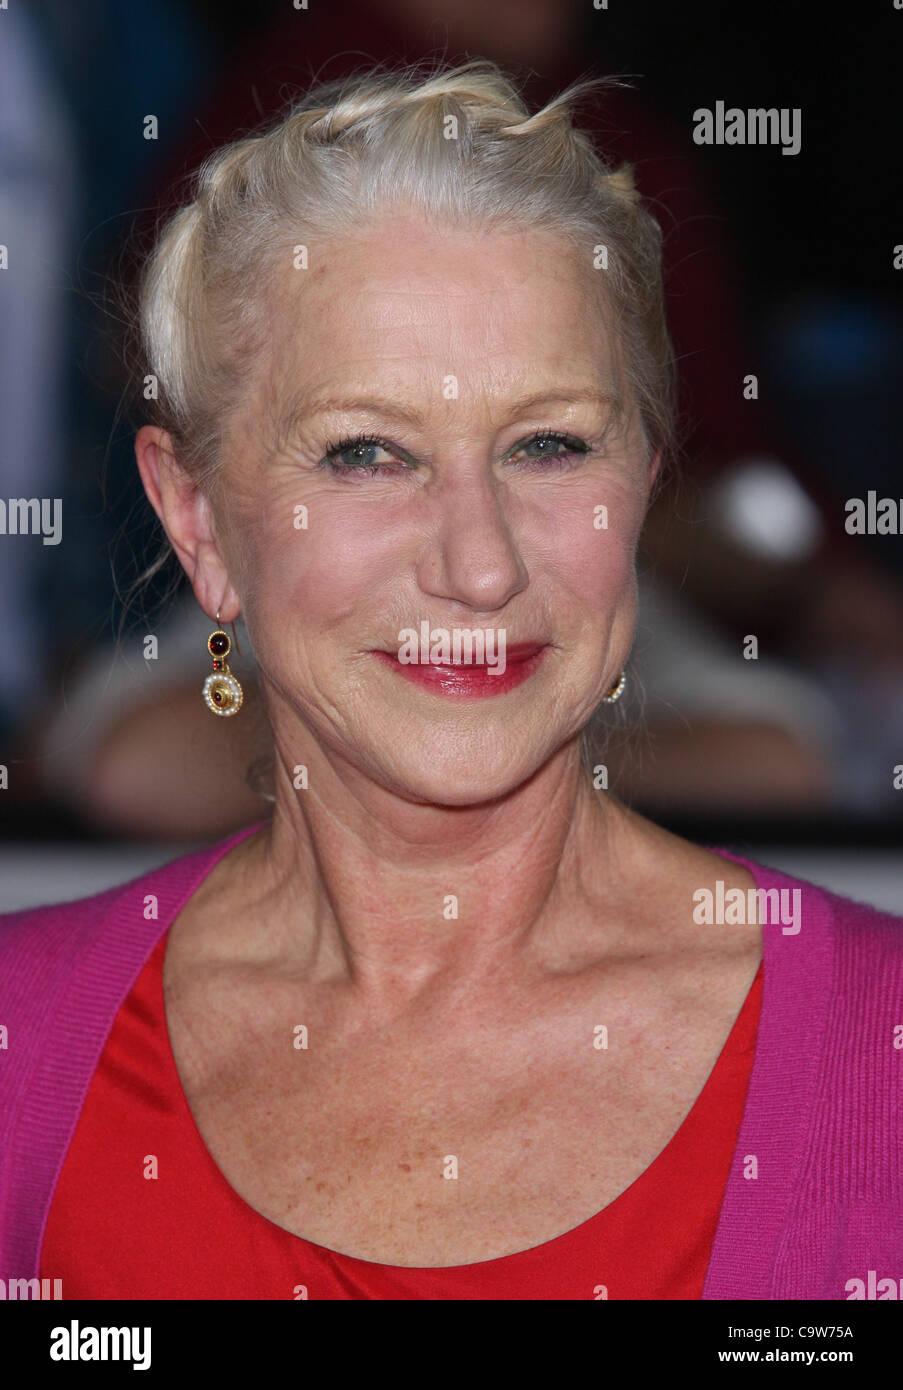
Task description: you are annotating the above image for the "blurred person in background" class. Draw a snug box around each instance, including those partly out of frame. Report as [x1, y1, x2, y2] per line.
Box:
[0, 0, 215, 815]
[0, 3, 76, 743]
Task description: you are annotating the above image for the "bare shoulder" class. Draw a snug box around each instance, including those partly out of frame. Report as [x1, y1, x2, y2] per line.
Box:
[616, 800, 757, 889]
[166, 825, 272, 971]
[605, 801, 762, 960]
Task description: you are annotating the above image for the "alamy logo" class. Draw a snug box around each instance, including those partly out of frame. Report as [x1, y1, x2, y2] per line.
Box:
[397, 623, 507, 674]
[844, 492, 903, 534]
[845, 1270, 903, 1299]
[0, 1276, 62, 1299]
[50, 1321, 151, 1371]
[0, 497, 62, 544]
[693, 102, 801, 156]
[693, 880, 801, 934]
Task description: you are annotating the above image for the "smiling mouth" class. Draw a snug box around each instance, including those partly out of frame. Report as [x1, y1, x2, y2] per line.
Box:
[369, 643, 548, 697]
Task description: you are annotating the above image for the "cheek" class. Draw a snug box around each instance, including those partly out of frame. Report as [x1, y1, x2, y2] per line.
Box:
[247, 499, 406, 630]
[532, 486, 642, 608]
[559, 529, 634, 597]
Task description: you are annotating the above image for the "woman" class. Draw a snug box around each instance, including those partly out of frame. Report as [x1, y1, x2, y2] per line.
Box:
[2, 60, 901, 1301]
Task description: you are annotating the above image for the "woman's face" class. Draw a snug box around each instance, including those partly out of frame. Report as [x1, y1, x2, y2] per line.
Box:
[215, 213, 656, 804]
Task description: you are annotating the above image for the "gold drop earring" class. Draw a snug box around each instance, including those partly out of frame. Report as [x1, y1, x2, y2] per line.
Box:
[202, 610, 244, 716]
[601, 670, 626, 704]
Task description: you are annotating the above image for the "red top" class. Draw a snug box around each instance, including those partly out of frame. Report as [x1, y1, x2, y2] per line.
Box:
[41, 932, 762, 1300]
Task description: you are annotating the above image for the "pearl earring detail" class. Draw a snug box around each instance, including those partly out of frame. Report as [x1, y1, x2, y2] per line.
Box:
[202, 610, 244, 716]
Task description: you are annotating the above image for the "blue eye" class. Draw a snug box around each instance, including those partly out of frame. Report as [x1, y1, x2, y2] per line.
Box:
[317, 430, 591, 477]
[512, 433, 590, 468]
[319, 435, 406, 476]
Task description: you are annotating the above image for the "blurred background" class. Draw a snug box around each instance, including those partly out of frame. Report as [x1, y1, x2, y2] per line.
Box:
[1, 0, 901, 912]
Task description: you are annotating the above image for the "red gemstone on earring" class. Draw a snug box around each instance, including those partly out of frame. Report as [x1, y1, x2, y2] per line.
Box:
[208, 632, 229, 657]
[213, 660, 222, 670]
[213, 690, 222, 703]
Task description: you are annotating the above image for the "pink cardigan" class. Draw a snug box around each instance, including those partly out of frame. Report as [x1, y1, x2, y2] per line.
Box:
[2, 820, 902, 1299]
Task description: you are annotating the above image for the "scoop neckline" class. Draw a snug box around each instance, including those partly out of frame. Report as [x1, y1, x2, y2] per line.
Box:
[154, 830, 765, 1272]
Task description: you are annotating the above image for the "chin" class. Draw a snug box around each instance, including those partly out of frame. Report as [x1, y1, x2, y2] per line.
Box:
[371, 730, 555, 808]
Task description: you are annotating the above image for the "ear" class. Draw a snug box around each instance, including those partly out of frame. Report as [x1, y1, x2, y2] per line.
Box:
[135, 425, 242, 623]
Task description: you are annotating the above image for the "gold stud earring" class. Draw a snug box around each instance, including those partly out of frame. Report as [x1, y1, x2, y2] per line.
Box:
[601, 670, 626, 704]
[202, 609, 244, 716]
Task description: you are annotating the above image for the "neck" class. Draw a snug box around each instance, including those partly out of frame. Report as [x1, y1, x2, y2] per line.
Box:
[230, 733, 639, 1009]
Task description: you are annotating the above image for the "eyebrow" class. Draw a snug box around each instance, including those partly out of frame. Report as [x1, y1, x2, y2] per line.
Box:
[284, 387, 620, 433]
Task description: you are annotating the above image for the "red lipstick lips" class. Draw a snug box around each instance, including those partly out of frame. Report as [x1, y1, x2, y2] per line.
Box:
[372, 643, 546, 697]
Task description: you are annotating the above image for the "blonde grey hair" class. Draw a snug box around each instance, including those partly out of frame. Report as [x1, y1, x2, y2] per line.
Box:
[136, 58, 675, 498]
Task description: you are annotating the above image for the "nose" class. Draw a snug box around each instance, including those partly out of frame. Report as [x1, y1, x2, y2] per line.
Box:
[414, 462, 528, 613]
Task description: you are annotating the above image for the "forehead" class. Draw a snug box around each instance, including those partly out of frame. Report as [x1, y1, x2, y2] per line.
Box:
[259, 215, 617, 423]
